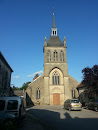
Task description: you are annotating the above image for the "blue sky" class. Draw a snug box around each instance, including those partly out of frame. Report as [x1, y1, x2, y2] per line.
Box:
[0, 0, 98, 87]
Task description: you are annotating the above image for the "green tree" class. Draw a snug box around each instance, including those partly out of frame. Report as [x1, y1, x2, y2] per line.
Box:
[13, 86, 20, 90]
[20, 82, 31, 90]
[33, 73, 39, 80]
[35, 73, 39, 77]
[82, 65, 98, 99]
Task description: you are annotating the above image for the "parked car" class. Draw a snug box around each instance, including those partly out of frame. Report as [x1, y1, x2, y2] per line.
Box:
[64, 99, 82, 111]
[85, 99, 98, 112]
[0, 96, 26, 129]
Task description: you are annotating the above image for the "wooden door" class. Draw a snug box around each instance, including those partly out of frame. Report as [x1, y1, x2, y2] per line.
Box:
[53, 93, 60, 105]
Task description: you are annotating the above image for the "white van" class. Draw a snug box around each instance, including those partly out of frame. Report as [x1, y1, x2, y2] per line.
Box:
[0, 96, 26, 125]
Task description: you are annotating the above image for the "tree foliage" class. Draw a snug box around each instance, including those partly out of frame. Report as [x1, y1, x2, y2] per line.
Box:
[33, 73, 39, 80]
[82, 65, 98, 98]
[13, 86, 20, 90]
[35, 73, 39, 77]
[20, 82, 31, 90]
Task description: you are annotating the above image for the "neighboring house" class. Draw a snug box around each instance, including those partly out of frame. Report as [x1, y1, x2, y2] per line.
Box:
[26, 12, 80, 105]
[0, 51, 13, 97]
[76, 83, 88, 106]
[13, 89, 26, 107]
[77, 83, 86, 96]
[14, 90, 24, 97]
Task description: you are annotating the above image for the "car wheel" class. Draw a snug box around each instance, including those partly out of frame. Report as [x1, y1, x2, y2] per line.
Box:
[95, 106, 98, 112]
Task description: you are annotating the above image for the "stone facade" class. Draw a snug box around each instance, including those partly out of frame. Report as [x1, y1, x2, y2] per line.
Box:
[0, 51, 13, 97]
[26, 13, 80, 105]
[26, 74, 44, 105]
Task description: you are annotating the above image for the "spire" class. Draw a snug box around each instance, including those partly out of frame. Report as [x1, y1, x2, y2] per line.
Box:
[51, 9, 57, 36]
[52, 10, 56, 28]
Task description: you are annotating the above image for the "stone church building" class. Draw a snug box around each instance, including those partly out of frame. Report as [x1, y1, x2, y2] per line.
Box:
[26, 12, 79, 105]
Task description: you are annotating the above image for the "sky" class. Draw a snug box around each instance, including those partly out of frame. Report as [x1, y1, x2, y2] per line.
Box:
[0, 0, 98, 87]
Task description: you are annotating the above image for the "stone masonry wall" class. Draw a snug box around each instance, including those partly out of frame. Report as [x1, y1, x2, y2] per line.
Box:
[26, 74, 44, 105]
[69, 75, 80, 98]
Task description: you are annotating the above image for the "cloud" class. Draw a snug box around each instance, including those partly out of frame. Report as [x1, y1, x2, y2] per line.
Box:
[13, 76, 20, 79]
[27, 70, 43, 77]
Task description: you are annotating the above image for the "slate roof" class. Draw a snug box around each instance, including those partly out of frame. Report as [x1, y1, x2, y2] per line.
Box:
[76, 83, 86, 89]
[47, 36, 64, 47]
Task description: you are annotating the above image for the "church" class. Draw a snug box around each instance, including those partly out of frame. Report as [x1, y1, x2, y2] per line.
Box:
[26, 12, 79, 105]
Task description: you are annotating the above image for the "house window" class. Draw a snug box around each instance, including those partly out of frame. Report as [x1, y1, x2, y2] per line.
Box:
[52, 71, 60, 85]
[60, 50, 64, 61]
[72, 88, 75, 98]
[54, 51, 58, 61]
[47, 50, 51, 62]
[36, 88, 40, 99]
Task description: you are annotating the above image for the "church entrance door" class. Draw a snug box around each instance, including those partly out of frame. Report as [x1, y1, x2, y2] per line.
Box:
[53, 93, 60, 105]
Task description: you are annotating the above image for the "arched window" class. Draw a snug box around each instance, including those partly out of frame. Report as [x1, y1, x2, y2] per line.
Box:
[54, 50, 58, 61]
[52, 71, 60, 85]
[60, 50, 64, 61]
[53, 31, 54, 35]
[72, 88, 75, 98]
[36, 88, 40, 99]
[47, 50, 51, 62]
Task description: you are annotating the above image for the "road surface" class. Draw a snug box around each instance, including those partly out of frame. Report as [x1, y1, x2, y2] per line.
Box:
[27, 105, 98, 130]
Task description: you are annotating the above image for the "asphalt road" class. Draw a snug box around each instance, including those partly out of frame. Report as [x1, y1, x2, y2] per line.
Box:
[27, 105, 98, 130]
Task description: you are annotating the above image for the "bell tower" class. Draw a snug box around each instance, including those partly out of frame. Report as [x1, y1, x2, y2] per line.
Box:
[43, 11, 69, 105]
[27, 10, 79, 106]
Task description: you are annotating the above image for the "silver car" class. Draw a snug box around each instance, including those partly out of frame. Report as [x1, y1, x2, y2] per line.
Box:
[64, 99, 82, 111]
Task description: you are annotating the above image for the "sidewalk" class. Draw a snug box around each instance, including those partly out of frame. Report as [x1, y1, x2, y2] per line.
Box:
[17, 112, 53, 130]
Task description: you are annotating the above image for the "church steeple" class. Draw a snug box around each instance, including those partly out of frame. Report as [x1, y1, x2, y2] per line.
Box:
[52, 11, 56, 28]
[51, 11, 57, 36]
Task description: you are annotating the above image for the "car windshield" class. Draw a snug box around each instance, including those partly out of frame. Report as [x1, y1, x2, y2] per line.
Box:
[0, 100, 5, 111]
[71, 100, 79, 103]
